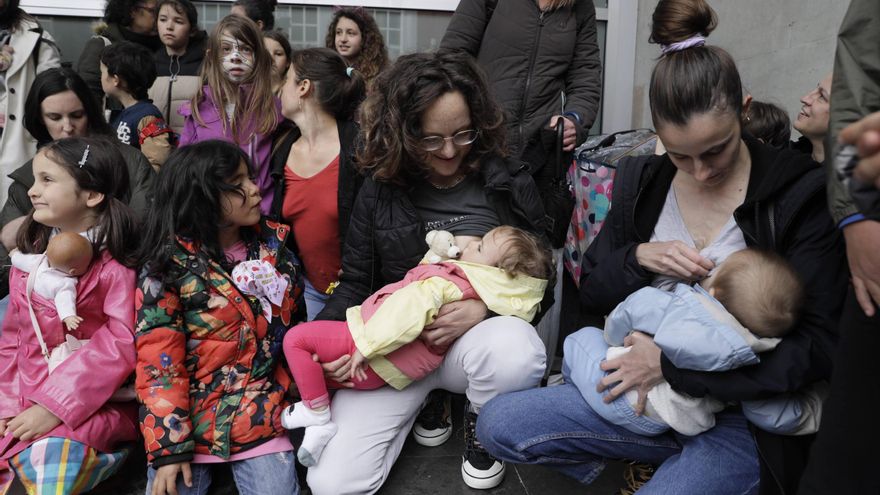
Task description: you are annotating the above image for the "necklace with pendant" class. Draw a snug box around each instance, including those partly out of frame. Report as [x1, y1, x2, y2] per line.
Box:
[428, 174, 466, 190]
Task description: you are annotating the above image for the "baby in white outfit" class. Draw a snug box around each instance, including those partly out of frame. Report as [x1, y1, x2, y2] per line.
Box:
[11, 232, 93, 330]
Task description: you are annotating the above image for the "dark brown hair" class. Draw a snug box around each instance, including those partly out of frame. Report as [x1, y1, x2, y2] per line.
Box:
[492, 226, 554, 281]
[193, 15, 279, 138]
[324, 8, 389, 86]
[358, 50, 506, 184]
[711, 249, 804, 338]
[649, 0, 742, 127]
[742, 100, 791, 149]
[289, 47, 365, 121]
[17, 136, 139, 267]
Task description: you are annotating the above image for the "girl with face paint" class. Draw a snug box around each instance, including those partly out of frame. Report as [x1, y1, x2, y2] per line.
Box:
[178, 14, 281, 214]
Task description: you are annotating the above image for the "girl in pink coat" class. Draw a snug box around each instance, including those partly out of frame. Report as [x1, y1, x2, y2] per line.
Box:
[0, 136, 140, 495]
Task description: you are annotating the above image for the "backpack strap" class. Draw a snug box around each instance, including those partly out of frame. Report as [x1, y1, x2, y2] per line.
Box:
[25, 259, 51, 363]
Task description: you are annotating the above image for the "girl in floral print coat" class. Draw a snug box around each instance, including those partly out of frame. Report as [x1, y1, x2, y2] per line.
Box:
[134, 140, 305, 495]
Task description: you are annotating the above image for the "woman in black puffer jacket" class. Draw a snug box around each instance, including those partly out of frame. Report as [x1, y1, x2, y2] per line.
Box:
[306, 50, 551, 494]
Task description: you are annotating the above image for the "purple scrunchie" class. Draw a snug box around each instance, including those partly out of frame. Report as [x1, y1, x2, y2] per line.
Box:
[660, 34, 706, 55]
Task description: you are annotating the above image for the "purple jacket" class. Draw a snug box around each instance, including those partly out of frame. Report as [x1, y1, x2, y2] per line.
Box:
[179, 85, 282, 214]
[0, 250, 139, 458]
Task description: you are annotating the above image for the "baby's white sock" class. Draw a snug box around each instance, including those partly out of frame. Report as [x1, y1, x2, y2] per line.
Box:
[281, 401, 330, 430]
[298, 422, 338, 467]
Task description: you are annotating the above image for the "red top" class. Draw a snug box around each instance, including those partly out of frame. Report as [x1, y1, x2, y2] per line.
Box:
[282, 156, 341, 293]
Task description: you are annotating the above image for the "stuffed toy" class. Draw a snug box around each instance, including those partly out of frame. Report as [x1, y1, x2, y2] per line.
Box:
[423, 230, 461, 264]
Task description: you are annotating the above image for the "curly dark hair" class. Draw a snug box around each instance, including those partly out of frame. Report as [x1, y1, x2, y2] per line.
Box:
[103, 0, 141, 27]
[358, 50, 506, 184]
[324, 8, 388, 86]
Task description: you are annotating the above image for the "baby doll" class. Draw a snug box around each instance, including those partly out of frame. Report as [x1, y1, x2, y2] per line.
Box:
[11, 232, 93, 330]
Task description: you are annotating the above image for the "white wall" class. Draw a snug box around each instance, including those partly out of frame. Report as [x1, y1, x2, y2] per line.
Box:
[629, 0, 850, 131]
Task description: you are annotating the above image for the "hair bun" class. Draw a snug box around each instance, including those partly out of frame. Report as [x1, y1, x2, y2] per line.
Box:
[650, 0, 717, 46]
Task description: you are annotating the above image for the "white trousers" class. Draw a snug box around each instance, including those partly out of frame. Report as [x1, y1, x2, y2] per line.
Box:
[306, 316, 547, 495]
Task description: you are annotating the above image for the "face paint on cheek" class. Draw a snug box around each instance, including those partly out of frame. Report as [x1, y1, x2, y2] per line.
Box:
[220, 36, 254, 82]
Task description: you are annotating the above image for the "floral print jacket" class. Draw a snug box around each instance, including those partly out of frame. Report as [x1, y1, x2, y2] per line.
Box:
[135, 220, 305, 467]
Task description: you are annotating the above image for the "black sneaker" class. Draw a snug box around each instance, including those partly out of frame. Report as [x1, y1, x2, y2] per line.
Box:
[461, 400, 505, 489]
[412, 389, 452, 447]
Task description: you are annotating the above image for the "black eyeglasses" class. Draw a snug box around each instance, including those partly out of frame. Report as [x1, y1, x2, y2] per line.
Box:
[420, 129, 479, 152]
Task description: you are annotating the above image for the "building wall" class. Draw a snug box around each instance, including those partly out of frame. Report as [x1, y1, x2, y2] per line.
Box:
[630, 0, 850, 132]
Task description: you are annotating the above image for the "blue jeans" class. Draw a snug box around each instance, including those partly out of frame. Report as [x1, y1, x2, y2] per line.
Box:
[477, 384, 759, 494]
[303, 278, 328, 321]
[145, 451, 299, 495]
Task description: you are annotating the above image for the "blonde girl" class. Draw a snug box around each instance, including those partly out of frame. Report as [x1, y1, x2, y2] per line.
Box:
[179, 15, 281, 214]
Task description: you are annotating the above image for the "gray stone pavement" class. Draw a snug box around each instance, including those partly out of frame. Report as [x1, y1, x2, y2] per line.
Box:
[93, 392, 627, 495]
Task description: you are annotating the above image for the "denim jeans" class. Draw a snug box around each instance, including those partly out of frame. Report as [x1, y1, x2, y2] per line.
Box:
[303, 278, 328, 321]
[477, 384, 760, 495]
[145, 451, 299, 495]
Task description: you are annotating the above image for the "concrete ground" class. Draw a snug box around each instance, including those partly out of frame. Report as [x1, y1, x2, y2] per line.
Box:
[87, 393, 628, 495]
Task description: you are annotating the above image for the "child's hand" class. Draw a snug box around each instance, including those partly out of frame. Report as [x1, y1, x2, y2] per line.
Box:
[63, 315, 83, 331]
[0, 418, 8, 436]
[349, 350, 368, 383]
[151, 462, 193, 495]
[7, 405, 62, 441]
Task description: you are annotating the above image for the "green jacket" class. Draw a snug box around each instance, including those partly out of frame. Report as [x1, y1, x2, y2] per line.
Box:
[827, 0, 880, 223]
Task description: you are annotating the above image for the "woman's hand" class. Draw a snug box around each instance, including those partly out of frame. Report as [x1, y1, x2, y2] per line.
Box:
[349, 350, 369, 383]
[635, 241, 714, 281]
[549, 115, 577, 151]
[314, 353, 354, 388]
[0, 216, 25, 251]
[421, 299, 488, 350]
[7, 404, 62, 441]
[597, 332, 664, 415]
[843, 111, 880, 188]
[151, 462, 192, 495]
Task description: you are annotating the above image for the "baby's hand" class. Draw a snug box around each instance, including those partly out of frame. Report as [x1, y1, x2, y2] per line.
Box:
[349, 349, 368, 383]
[63, 315, 83, 331]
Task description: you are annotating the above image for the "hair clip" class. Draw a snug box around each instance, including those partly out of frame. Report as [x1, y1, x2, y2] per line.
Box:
[78, 145, 90, 168]
[346, 66, 354, 78]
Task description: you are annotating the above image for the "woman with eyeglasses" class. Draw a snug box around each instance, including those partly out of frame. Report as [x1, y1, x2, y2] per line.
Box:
[76, 0, 161, 119]
[304, 50, 549, 493]
[269, 48, 366, 321]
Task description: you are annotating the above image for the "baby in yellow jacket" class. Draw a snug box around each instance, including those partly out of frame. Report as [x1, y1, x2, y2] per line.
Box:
[281, 226, 552, 466]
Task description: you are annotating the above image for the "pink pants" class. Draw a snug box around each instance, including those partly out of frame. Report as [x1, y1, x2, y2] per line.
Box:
[283, 320, 387, 409]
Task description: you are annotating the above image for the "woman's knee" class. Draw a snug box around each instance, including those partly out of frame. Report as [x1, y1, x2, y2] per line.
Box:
[461, 316, 547, 384]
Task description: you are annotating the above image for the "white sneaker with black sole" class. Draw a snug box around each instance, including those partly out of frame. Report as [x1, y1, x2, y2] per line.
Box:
[412, 390, 452, 447]
[461, 401, 505, 489]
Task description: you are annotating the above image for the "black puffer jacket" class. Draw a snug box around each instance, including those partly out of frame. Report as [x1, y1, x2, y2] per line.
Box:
[580, 135, 847, 494]
[317, 155, 548, 322]
[440, 0, 602, 155]
[268, 120, 364, 261]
